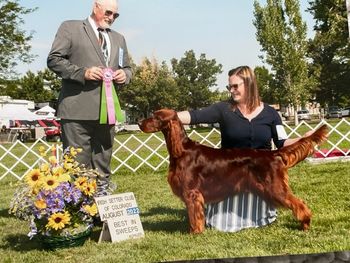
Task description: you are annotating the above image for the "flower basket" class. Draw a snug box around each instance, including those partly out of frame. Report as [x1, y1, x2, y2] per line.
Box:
[39, 227, 92, 250]
[9, 146, 104, 249]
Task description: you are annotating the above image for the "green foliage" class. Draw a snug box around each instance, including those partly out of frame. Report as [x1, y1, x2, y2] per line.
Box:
[0, 70, 57, 103]
[0, 0, 37, 78]
[171, 50, 223, 110]
[0, 161, 349, 262]
[254, 66, 278, 104]
[39, 68, 61, 99]
[307, 0, 350, 107]
[253, 0, 313, 110]
[119, 57, 179, 120]
[120, 51, 223, 120]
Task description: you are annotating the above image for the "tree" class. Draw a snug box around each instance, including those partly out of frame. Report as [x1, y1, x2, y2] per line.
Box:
[171, 50, 223, 110]
[39, 68, 61, 99]
[18, 71, 54, 102]
[0, 0, 36, 79]
[254, 66, 278, 104]
[119, 57, 179, 120]
[307, 0, 350, 107]
[253, 0, 313, 124]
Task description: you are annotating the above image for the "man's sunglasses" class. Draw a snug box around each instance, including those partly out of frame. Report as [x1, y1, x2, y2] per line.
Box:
[104, 10, 119, 20]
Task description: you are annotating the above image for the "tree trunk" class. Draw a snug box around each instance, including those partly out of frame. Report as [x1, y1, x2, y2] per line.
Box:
[347, 0, 350, 39]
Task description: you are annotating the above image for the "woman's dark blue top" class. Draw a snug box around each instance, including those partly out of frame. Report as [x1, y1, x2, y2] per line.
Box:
[189, 101, 285, 150]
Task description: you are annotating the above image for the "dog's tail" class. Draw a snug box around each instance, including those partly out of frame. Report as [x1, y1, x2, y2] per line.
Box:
[277, 124, 328, 168]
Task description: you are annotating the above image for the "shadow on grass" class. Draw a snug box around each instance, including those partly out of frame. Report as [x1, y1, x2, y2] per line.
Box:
[1, 227, 103, 252]
[0, 208, 12, 219]
[0, 233, 41, 251]
[141, 205, 188, 233]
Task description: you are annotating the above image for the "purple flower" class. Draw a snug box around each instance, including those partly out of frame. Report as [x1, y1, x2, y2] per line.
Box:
[70, 186, 83, 204]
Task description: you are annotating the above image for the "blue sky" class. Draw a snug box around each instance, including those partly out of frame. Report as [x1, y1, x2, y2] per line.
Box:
[17, 0, 314, 90]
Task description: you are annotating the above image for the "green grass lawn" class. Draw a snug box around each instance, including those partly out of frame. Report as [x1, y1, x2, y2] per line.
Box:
[0, 160, 349, 263]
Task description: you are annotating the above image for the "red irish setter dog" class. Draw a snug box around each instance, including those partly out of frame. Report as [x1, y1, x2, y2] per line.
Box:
[138, 109, 328, 233]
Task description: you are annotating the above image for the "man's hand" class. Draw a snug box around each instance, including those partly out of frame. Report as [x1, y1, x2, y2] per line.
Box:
[113, 69, 126, 84]
[85, 67, 103, 80]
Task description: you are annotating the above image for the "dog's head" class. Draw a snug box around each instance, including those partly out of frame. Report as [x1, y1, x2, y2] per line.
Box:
[138, 109, 185, 158]
[138, 109, 178, 133]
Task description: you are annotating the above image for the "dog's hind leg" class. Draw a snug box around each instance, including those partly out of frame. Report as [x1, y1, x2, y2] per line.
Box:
[184, 189, 205, 234]
[275, 192, 312, 231]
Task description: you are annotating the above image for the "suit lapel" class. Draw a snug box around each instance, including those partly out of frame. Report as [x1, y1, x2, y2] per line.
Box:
[83, 19, 106, 65]
[108, 31, 118, 68]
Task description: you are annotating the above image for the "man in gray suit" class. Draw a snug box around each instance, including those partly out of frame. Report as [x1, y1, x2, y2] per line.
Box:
[47, 0, 132, 196]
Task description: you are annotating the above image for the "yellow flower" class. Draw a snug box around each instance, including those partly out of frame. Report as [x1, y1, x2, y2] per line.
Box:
[40, 163, 50, 174]
[74, 177, 88, 191]
[39, 146, 46, 157]
[25, 169, 42, 187]
[83, 203, 98, 216]
[83, 181, 96, 196]
[41, 175, 59, 190]
[46, 211, 71, 231]
[52, 166, 63, 177]
[48, 156, 57, 166]
[60, 173, 71, 183]
[31, 185, 41, 195]
[63, 160, 73, 170]
[69, 147, 82, 157]
[34, 199, 47, 209]
[39, 146, 45, 152]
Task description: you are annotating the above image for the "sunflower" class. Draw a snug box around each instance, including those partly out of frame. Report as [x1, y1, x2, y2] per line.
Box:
[41, 175, 59, 191]
[34, 199, 47, 209]
[46, 211, 71, 231]
[74, 177, 88, 191]
[83, 203, 98, 216]
[25, 169, 43, 187]
[83, 181, 97, 196]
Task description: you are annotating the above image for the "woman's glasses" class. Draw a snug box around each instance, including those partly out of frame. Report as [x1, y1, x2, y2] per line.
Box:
[226, 82, 244, 91]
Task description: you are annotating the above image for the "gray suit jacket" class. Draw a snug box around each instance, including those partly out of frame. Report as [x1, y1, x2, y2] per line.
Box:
[47, 19, 132, 120]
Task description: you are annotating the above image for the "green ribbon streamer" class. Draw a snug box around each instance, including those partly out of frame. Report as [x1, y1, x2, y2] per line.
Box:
[99, 82, 124, 124]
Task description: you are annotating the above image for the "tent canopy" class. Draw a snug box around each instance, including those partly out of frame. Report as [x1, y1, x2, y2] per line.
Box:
[34, 105, 56, 118]
[0, 108, 44, 121]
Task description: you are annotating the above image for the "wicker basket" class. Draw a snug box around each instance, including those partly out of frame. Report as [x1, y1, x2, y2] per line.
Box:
[39, 228, 92, 250]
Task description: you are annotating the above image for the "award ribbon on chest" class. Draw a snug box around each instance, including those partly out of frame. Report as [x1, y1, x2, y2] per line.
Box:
[99, 68, 124, 124]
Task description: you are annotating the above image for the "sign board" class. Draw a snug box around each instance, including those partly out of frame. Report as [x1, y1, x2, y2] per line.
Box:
[95, 192, 144, 243]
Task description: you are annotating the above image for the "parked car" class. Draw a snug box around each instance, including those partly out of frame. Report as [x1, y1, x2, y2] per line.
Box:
[297, 110, 311, 121]
[341, 107, 350, 117]
[37, 119, 61, 142]
[326, 106, 342, 119]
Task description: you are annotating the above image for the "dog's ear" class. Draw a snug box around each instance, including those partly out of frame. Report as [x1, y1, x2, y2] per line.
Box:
[169, 119, 184, 158]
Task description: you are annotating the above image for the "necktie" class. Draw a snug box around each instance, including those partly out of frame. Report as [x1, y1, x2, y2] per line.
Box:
[98, 28, 109, 64]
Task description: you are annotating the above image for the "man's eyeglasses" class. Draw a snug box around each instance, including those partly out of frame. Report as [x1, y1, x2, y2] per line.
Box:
[104, 10, 119, 20]
[226, 82, 244, 91]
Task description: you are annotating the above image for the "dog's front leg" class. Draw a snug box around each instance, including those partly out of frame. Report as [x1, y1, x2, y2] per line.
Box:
[184, 189, 205, 234]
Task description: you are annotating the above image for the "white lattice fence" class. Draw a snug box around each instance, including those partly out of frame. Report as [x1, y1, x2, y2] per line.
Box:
[0, 119, 349, 181]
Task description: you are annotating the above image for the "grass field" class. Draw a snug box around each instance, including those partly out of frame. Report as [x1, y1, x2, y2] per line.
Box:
[0, 159, 349, 262]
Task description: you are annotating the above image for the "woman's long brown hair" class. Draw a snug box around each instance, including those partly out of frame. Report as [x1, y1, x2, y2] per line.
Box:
[228, 66, 261, 114]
